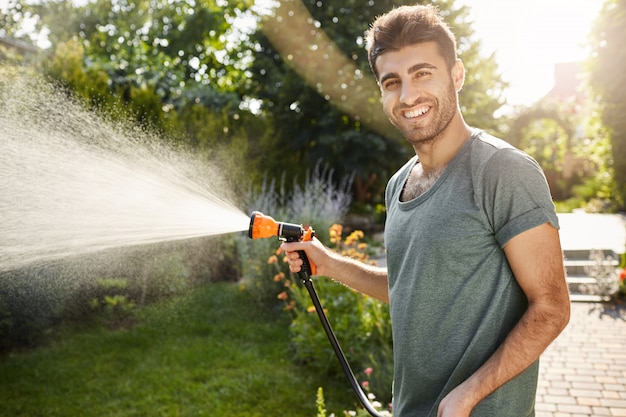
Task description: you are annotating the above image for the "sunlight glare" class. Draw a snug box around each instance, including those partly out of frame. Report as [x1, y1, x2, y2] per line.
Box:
[458, 0, 604, 107]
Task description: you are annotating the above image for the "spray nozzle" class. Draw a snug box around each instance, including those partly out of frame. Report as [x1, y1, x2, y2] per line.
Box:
[248, 211, 314, 243]
[248, 211, 316, 276]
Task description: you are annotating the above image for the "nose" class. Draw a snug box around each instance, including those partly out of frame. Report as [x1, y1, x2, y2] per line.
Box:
[399, 79, 422, 107]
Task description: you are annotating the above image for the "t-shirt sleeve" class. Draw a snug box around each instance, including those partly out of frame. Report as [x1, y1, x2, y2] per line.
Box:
[482, 148, 559, 247]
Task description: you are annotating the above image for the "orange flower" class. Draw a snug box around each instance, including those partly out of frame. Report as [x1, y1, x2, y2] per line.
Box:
[330, 223, 343, 236]
[345, 230, 364, 246]
[277, 291, 288, 300]
[619, 269, 626, 282]
[329, 224, 343, 244]
[267, 255, 278, 264]
[273, 272, 285, 282]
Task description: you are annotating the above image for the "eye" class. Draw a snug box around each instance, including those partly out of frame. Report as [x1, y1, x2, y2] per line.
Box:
[414, 70, 431, 79]
[382, 79, 400, 91]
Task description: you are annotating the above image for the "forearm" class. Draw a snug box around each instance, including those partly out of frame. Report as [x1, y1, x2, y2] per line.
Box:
[322, 250, 389, 303]
[281, 239, 389, 303]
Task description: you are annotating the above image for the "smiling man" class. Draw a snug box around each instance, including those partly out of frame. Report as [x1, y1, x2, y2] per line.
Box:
[282, 5, 570, 417]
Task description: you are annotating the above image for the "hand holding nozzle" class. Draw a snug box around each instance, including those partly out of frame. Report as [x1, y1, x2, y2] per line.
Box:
[248, 211, 316, 278]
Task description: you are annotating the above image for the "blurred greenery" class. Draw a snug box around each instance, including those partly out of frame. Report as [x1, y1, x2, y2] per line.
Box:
[4, 0, 621, 210]
[1, 0, 625, 413]
[0, 283, 359, 416]
[588, 0, 626, 210]
[1, 0, 513, 209]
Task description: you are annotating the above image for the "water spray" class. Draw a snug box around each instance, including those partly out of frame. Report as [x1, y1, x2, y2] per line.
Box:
[248, 211, 385, 417]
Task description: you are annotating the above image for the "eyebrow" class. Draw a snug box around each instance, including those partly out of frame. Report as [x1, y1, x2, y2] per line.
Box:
[379, 62, 438, 86]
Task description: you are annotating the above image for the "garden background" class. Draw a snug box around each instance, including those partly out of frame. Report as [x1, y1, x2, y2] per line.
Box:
[1, 0, 625, 415]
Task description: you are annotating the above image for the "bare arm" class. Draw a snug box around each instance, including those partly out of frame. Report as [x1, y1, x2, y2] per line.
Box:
[281, 238, 389, 303]
[438, 222, 571, 417]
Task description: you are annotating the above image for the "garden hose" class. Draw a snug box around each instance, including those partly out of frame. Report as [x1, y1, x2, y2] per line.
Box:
[248, 211, 385, 417]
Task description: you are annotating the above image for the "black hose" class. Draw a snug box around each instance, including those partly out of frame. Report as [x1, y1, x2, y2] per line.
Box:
[295, 252, 385, 417]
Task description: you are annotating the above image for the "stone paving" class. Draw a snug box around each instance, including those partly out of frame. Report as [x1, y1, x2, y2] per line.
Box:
[536, 301, 626, 417]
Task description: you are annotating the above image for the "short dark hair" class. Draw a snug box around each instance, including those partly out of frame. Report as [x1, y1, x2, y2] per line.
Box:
[366, 5, 458, 81]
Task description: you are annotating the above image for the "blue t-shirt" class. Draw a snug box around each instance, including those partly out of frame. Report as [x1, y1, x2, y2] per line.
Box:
[384, 131, 559, 417]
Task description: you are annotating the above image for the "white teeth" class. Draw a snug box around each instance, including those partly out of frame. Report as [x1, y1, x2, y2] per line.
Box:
[404, 106, 430, 118]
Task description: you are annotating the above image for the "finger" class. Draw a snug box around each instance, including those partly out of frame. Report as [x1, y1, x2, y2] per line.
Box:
[289, 257, 303, 267]
[281, 241, 304, 252]
[289, 251, 303, 261]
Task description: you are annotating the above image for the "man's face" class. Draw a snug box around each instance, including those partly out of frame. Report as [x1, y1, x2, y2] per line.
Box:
[376, 41, 462, 148]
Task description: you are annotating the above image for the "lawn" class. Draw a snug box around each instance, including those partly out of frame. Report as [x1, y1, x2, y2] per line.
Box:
[0, 283, 357, 416]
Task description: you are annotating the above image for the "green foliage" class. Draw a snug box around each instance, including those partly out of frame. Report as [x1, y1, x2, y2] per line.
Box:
[88, 278, 136, 326]
[6, 0, 267, 194]
[235, 162, 394, 404]
[0, 298, 13, 352]
[0, 284, 355, 415]
[316, 387, 327, 417]
[589, 0, 626, 211]
[0, 243, 210, 352]
[5, 0, 511, 208]
[559, 107, 621, 212]
[283, 231, 393, 405]
[617, 253, 626, 299]
[508, 95, 623, 211]
[237, 163, 354, 306]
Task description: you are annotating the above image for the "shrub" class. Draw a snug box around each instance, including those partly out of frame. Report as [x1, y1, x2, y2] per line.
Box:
[235, 163, 394, 403]
[0, 298, 13, 352]
[236, 162, 353, 306]
[276, 225, 393, 405]
[315, 379, 392, 417]
[88, 278, 136, 328]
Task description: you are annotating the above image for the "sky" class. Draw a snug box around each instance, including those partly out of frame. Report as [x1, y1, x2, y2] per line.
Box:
[456, 0, 605, 106]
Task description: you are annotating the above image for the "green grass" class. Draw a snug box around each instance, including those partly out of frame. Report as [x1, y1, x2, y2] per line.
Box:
[0, 283, 356, 416]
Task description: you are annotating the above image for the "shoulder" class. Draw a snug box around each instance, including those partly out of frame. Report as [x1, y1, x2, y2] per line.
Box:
[468, 130, 541, 174]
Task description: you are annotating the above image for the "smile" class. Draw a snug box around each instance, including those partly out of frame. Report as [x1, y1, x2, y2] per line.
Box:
[403, 105, 431, 119]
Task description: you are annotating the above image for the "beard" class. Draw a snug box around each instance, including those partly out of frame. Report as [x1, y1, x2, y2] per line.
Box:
[391, 82, 458, 150]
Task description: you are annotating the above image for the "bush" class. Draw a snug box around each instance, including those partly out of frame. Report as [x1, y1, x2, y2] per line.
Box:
[0, 244, 202, 352]
[87, 278, 136, 328]
[234, 162, 395, 403]
[0, 268, 67, 351]
[315, 385, 392, 417]
[236, 162, 353, 306]
[275, 225, 394, 405]
[0, 298, 13, 352]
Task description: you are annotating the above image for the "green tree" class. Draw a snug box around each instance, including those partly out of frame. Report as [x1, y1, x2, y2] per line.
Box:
[11, 0, 272, 186]
[246, 0, 507, 206]
[508, 102, 577, 201]
[28, 0, 253, 122]
[0, 1, 40, 63]
[589, 0, 626, 210]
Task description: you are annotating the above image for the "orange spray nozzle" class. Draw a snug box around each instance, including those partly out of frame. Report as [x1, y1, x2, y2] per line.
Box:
[248, 211, 316, 276]
[248, 211, 314, 242]
[248, 211, 280, 239]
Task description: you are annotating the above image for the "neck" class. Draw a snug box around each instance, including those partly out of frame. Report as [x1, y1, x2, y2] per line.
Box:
[414, 116, 473, 172]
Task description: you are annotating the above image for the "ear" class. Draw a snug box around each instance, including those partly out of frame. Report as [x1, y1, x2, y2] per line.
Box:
[451, 59, 465, 92]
